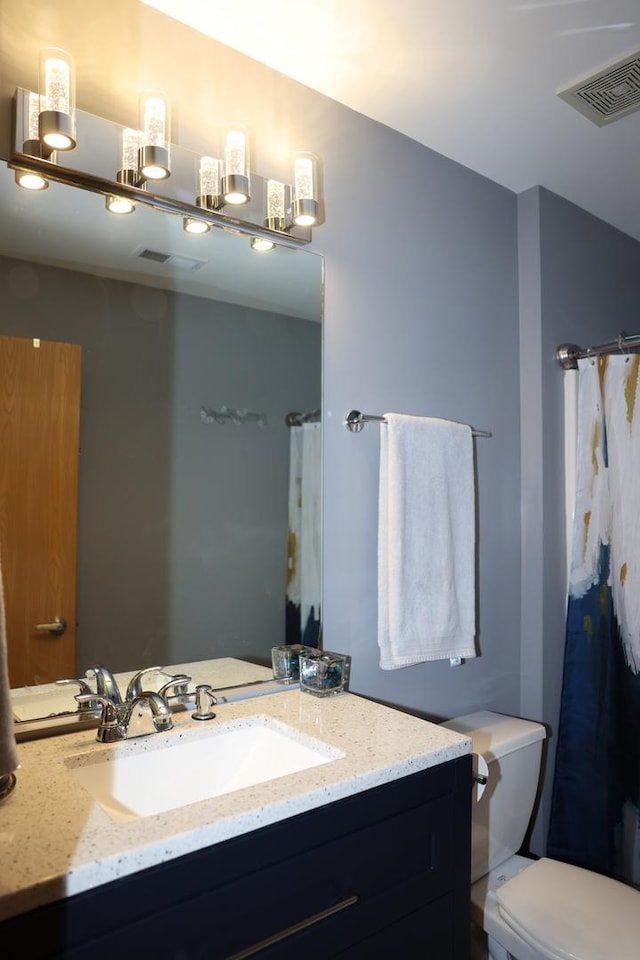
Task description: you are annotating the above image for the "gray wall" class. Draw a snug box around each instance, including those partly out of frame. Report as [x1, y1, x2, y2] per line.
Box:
[0, 255, 320, 671]
[321, 116, 521, 724]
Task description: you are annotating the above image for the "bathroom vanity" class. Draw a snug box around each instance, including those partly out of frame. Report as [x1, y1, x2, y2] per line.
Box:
[1, 659, 472, 958]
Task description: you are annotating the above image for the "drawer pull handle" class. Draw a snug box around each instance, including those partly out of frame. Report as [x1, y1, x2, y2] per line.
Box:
[225, 893, 360, 959]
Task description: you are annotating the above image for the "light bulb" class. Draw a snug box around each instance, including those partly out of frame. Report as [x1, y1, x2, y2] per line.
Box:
[183, 217, 210, 235]
[106, 195, 135, 215]
[251, 237, 275, 252]
[15, 169, 48, 191]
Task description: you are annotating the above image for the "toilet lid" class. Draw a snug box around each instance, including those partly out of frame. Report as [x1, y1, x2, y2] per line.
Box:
[496, 857, 640, 960]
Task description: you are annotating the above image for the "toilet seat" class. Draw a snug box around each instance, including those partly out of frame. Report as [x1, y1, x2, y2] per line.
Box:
[496, 857, 640, 960]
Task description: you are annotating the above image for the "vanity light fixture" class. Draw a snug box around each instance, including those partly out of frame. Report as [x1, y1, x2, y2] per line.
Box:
[11, 85, 325, 245]
[221, 125, 250, 205]
[15, 91, 50, 190]
[138, 92, 171, 181]
[292, 152, 320, 227]
[196, 155, 224, 211]
[38, 47, 76, 151]
[251, 236, 275, 252]
[183, 217, 211, 235]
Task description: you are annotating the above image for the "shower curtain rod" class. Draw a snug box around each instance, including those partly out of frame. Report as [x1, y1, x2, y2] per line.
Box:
[556, 332, 640, 370]
[285, 409, 321, 427]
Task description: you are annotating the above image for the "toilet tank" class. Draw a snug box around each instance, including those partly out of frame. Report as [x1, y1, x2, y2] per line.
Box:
[442, 710, 546, 883]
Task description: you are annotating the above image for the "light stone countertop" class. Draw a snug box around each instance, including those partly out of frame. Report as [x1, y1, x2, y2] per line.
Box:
[1, 657, 471, 923]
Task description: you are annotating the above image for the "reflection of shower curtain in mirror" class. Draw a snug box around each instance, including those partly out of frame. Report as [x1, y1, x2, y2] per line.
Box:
[548, 356, 640, 887]
[286, 422, 321, 647]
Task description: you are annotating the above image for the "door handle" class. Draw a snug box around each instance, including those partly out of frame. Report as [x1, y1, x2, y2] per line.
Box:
[34, 616, 67, 636]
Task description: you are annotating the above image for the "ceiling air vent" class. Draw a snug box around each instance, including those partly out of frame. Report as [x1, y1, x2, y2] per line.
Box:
[134, 247, 206, 271]
[558, 48, 640, 126]
[136, 247, 171, 264]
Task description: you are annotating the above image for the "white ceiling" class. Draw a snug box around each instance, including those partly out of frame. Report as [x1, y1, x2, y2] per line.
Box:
[143, 0, 640, 243]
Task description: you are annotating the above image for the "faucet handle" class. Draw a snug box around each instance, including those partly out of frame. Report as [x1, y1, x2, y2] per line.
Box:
[158, 673, 192, 699]
[76, 694, 125, 742]
[56, 677, 99, 712]
[124, 666, 164, 701]
[192, 684, 216, 721]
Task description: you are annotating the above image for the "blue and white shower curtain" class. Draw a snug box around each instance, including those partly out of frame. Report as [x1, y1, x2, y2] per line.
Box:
[548, 355, 640, 888]
[286, 421, 321, 646]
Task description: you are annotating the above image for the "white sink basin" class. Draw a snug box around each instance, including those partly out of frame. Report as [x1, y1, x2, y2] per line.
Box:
[65, 715, 344, 822]
[12, 688, 80, 721]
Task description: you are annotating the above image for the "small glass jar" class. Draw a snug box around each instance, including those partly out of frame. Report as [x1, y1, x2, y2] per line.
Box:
[299, 651, 348, 697]
[271, 644, 319, 683]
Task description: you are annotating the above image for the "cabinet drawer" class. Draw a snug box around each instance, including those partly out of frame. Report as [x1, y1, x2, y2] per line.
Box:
[205, 791, 453, 957]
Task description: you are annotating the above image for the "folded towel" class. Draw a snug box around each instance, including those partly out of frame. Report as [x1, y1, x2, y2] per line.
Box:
[378, 413, 477, 669]
[0, 551, 19, 778]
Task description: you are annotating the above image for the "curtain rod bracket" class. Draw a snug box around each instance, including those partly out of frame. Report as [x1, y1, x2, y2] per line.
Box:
[556, 344, 581, 370]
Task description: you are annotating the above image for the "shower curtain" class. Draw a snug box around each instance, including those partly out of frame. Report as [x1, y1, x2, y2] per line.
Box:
[548, 355, 640, 888]
[286, 421, 321, 646]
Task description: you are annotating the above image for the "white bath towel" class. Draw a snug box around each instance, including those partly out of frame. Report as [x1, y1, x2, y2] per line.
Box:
[378, 413, 477, 669]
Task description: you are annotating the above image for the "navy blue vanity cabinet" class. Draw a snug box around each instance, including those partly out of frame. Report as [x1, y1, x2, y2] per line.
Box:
[2, 754, 471, 959]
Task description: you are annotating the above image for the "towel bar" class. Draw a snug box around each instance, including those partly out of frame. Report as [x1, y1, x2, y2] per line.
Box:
[344, 409, 492, 437]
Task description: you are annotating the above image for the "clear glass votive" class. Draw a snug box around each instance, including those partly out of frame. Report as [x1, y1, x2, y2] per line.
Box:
[271, 644, 318, 683]
[299, 651, 348, 697]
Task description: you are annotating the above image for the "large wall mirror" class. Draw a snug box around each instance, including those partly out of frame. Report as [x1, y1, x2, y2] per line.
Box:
[0, 155, 323, 695]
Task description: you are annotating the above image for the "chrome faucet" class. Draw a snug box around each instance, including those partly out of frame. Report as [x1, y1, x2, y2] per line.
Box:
[121, 692, 174, 738]
[85, 665, 123, 705]
[76, 691, 174, 742]
[125, 666, 192, 703]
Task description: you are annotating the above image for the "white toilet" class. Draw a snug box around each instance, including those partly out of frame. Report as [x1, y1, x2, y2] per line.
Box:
[442, 710, 640, 960]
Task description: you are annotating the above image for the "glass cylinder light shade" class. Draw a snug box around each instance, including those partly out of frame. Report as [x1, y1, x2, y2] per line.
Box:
[293, 152, 320, 226]
[22, 91, 53, 160]
[196, 156, 222, 210]
[221, 126, 250, 204]
[38, 47, 76, 151]
[138, 92, 171, 181]
[117, 127, 141, 186]
[265, 179, 286, 231]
